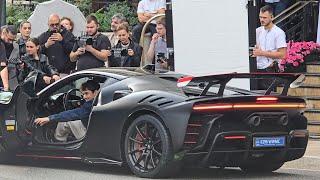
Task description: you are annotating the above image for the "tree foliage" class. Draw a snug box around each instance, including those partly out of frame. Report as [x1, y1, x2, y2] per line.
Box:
[5, 0, 138, 32]
[6, 5, 32, 27]
[92, 1, 138, 32]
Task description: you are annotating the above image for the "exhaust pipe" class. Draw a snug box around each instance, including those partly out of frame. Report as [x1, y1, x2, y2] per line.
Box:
[278, 115, 288, 126]
[248, 116, 261, 127]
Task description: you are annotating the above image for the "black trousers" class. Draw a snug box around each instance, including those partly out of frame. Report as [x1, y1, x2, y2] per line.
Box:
[132, 23, 157, 43]
[256, 64, 279, 90]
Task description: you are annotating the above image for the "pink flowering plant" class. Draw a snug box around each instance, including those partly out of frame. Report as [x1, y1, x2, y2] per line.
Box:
[280, 41, 320, 72]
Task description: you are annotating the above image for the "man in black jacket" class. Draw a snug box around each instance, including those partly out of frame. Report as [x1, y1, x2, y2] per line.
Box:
[70, 15, 111, 70]
[38, 14, 75, 75]
[108, 23, 142, 67]
[0, 25, 17, 91]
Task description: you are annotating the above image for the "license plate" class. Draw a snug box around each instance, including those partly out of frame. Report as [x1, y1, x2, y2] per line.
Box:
[253, 136, 286, 148]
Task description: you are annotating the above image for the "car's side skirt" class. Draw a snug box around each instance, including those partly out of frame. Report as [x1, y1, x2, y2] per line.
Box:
[15, 154, 123, 166]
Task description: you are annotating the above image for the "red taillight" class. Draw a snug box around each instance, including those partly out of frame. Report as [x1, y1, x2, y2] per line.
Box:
[192, 103, 233, 111]
[193, 102, 306, 111]
[224, 135, 246, 140]
[256, 97, 278, 102]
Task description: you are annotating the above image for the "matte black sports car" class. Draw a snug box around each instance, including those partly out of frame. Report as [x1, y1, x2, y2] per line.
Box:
[0, 67, 308, 178]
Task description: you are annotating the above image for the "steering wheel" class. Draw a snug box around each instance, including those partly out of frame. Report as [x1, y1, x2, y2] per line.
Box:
[63, 88, 84, 110]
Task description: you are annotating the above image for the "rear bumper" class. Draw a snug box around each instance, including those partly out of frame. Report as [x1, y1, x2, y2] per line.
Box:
[182, 130, 308, 167]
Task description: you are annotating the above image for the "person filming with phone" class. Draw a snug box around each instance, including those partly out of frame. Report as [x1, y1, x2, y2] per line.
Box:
[146, 17, 169, 70]
[108, 23, 142, 67]
[38, 14, 75, 75]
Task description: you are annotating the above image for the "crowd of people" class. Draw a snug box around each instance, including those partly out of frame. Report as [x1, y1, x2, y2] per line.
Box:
[0, 0, 289, 94]
[0, 0, 169, 92]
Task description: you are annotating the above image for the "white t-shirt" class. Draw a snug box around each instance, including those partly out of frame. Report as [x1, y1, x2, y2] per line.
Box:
[256, 25, 287, 69]
[137, 0, 166, 14]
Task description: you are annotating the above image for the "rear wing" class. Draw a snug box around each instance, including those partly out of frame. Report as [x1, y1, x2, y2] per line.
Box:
[177, 73, 305, 96]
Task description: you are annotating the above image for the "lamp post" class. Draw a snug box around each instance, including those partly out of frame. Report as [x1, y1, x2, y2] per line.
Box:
[0, 0, 6, 26]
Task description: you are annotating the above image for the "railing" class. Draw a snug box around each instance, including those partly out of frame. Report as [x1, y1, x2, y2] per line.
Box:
[274, 1, 319, 42]
[139, 13, 165, 66]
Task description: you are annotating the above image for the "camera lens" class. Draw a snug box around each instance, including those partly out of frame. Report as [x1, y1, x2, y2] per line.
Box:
[121, 49, 128, 56]
[86, 38, 93, 45]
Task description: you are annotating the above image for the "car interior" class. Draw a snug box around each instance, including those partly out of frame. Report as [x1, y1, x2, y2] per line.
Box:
[29, 74, 109, 145]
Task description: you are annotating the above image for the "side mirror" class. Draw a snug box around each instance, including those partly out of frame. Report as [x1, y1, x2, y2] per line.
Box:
[290, 74, 305, 88]
[113, 90, 132, 101]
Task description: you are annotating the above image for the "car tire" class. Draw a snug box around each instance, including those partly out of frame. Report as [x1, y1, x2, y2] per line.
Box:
[124, 114, 178, 178]
[240, 162, 284, 173]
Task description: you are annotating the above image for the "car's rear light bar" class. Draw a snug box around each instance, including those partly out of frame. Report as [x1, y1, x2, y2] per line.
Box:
[224, 135, 246, 140]
[256, 97, 278, 102]
[193, 102, 306, 111]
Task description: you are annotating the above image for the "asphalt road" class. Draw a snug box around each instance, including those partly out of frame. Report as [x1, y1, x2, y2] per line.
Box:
[0, 141, 319, 180]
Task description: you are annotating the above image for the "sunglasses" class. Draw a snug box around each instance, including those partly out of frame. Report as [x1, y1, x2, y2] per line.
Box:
[49, 23, 60, 27]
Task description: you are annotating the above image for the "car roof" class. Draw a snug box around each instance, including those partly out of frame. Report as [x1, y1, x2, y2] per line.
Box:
[81, 67, 184, 79]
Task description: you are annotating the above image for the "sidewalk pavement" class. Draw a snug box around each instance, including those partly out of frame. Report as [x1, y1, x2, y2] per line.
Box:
[305, 140, 320, 157]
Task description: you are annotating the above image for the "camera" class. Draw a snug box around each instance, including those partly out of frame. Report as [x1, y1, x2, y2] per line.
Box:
[77, 36, 95, 47]
[49, 29, 58, 36]
[156, 52, 166, 63]
[8, 54, 33, 70]
[111, 48, 128, 58]
[18, 42, 26, 57]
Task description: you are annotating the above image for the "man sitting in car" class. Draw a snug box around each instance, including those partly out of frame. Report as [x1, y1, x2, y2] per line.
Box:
[34, 80, 100, 142]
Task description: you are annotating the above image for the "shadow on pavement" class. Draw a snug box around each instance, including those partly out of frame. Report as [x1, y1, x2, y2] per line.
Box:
[3, 158, 309, 179]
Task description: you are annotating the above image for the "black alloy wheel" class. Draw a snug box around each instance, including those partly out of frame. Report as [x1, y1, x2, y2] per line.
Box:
[124, 114, 177, 178]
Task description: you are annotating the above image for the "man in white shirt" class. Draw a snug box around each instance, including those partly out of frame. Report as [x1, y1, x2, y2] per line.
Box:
[132, 0, 166, 43]
[253, 5, 287, 90]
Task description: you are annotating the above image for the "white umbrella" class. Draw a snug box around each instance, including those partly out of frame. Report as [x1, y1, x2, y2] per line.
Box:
[28, 0, 86, 37]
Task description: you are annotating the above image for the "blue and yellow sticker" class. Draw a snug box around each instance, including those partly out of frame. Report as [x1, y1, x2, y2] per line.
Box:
[5, 120, 16, 131]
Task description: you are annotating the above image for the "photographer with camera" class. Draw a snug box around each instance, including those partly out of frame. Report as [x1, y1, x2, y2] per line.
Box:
[70, 15, 111, 71]
[38, 14, 75, 75]
[146, 17, 169, 70]
[108, 23, 142, 67]
[17, 38, 60, 90]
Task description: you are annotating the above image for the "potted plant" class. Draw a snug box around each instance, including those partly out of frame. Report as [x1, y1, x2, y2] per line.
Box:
[280, 41, 320, 73]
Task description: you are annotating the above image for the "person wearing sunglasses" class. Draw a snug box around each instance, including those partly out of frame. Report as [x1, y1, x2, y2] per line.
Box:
[0, 25, 17, 91]
[38, 14, 75, 76]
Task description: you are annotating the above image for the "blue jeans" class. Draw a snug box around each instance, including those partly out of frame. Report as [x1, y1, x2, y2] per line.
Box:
[266, 0, 289, 16]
